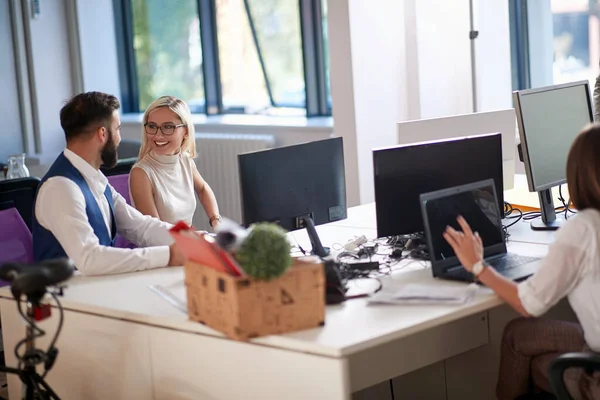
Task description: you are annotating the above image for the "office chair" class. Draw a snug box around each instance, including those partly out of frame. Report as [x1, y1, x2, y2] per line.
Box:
[0, 177, 40, 231]
[100, 157, 137, 177]
[106, 174, 136, 249]
[117, 139, 141, 159]
[0, 208, 34, 271]
[549, 352, 600, 399]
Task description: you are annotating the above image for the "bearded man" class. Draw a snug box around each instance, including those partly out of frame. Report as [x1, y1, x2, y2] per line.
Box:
[32, 92, 184, 275]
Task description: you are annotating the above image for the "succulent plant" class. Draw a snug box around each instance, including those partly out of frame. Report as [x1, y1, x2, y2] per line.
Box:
[234, 223, 292, 280]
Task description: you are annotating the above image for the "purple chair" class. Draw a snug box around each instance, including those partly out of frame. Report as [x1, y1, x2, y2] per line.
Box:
[0, 208, 34, 287]
[108, 174, 131, 204]
[107, 174, 136, 249]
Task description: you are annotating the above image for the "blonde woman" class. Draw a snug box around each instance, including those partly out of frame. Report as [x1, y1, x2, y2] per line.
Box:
[129, 96, 221, 229]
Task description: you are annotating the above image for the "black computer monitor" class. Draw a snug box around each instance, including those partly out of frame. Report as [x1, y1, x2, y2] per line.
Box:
[513, 80, 593, 231]
[238, 137, 347, 257]
[373, 133, 504, 238]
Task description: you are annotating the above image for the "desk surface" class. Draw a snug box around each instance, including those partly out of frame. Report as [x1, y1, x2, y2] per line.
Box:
[0, 241, 546, 359]
[0, 204, 555, 358]
[330, 202, 556, 246]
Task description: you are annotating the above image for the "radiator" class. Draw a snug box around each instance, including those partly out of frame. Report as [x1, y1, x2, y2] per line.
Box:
[192, 133, 275, 230]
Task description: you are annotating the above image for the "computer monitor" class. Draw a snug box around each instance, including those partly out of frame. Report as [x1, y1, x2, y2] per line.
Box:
[397, 109, 517, 190]
[373, 133, 504, 238]
[513, 80, 593, 231]
[238, 137, 347, 257]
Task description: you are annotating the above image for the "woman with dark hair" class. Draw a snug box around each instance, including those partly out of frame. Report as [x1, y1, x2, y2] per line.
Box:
[444, 124, 600, 399]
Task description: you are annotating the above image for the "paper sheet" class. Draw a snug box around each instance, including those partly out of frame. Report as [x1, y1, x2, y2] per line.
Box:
[149, 283, 188, 314]
[368, 282, 478, 305]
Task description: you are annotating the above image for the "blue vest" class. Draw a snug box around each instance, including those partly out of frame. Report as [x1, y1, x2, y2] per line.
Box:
[32, 153, 116, 262]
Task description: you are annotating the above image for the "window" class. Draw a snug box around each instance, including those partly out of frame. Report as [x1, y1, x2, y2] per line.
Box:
[114, 0, 330, 116]
[551, 0, 598, 84]
[509, 0, 600, 90]
[129, 0, 205, 113]
[322, 0, 331, 109]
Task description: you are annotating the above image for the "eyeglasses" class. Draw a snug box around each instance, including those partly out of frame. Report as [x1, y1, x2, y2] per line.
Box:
[144, 122, 186, 136]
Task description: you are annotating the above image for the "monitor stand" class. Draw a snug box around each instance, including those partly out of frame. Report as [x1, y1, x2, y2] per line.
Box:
[296, 214, 329, 258]
[531, 189, 563, 231]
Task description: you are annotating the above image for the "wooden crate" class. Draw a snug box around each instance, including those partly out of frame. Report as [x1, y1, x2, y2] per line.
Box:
[184, 258, 326, 341]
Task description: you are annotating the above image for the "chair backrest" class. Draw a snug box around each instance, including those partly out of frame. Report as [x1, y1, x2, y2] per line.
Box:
[0, 177, 41, 231]
[549, 352, 600, 399]
[106, 173, 136, 249]
[116, 139, 141, 160]
[0, 208, 34, 266]
[107, 174, 131, 205]
[101, 157, 137, 177]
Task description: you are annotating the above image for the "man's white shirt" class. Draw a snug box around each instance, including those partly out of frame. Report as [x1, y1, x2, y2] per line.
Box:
[35, 149, 173, 275]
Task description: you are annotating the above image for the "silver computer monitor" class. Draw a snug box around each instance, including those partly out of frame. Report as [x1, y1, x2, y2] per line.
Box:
[397, 109, 517, 190]
[513, 80, 593, 231]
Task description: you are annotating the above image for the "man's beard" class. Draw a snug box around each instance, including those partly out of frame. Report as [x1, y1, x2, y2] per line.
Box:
[101, 129, 118, 169]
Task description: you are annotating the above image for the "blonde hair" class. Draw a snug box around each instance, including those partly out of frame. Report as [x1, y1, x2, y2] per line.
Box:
[138, 96, 196, 159]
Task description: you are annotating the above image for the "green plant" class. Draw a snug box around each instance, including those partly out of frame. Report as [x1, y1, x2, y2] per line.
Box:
[234, 223, 292, 281]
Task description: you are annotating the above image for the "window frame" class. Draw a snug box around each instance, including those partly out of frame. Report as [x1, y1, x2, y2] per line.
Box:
[509, 0, 532, 91]
[113, 0, 331, 116]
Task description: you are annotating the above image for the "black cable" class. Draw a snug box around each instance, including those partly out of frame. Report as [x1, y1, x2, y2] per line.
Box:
[344, 279, 383, 300]
[11, 291, 65, 381]
[517, 185, 577, 222]
[504, 201, 514, 214]
[503, 205, 523, 228]
[14, 300, 46, 364]
[558, 185, 577, 220]
[42, 291, 64, 378]
[502, 202, 525, 243]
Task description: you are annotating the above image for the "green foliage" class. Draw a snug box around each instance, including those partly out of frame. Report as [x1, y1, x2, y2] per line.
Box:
[246, 0, 304, 104]
[129, 0, 306, 111]
[131, 0, 204, 111]
[235, 223, 292, 281]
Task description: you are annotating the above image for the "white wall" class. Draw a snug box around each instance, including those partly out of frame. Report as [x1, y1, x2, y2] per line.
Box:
[351, 0, 407, 206]
[5, 0, 119, 165]
[328, 0, 515, 206]
[408, 0, 514, 117]
[76, 0, 121, 95]
[413, 0, 473, 119]
[328, 0, 407, 206]
[0, 0, 24, 161]
[475, 1, 513, 112]
[327, 0, 360, 206]
[28, 0, 74, 164]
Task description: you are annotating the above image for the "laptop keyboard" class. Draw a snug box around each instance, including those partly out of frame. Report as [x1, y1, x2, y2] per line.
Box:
[487, 254, 539, 272]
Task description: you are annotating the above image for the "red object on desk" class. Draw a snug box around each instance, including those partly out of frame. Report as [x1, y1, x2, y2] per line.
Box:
[169, 221, 243, 277]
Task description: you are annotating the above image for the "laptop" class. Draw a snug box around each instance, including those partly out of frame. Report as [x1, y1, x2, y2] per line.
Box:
[420, 179, 540, 283]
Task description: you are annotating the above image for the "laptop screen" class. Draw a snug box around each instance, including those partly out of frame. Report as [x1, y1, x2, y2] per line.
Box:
[422, 182, 504, 262]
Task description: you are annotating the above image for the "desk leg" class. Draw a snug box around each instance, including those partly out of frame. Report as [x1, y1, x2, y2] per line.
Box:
[148, 327, 351, 400]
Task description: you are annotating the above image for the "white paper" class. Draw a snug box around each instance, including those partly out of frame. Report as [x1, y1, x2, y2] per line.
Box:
[149, 284, 188, 314]
[368, 283, 478, 305]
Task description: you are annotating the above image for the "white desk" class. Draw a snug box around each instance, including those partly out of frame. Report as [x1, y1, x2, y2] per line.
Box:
[0, 206, 569, 400]
[330, 201, 556, 246]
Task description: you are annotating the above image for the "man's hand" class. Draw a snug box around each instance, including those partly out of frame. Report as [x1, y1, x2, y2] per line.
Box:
[168, 243, 186, 266]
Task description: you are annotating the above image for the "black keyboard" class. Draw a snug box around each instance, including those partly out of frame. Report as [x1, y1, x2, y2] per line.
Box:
[449, 268, 475, 282]
[488, 254, 539, 272]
